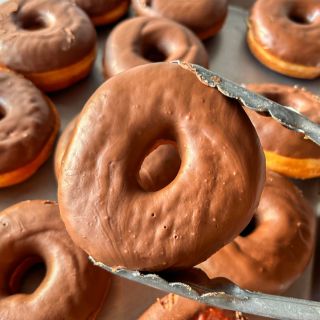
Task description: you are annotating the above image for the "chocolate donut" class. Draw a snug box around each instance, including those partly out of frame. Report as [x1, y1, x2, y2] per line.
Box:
[103, 17, 209, 77]
[58, 62, 265, 272]
[0, 0, 97, 91]
[132, 0, 228, 40]
[248, 0, 320, 79]
[139, 294, 249, 320]
[0, 200, 110, 320]
[199, 171, 316, 294]
[245, 83, 320, 179]
[75, 0, 129, 26]
[0, 68, 59, 188]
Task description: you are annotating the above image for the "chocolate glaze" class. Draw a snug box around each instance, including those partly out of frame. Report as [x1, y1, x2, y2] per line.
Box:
[0, 69, 58, 173]
[54, 118, 180, 191]
[104, 17, 209, 77]
[245, 83, 320, 159]
[0, 200, 110, 320]
[199, 171, 316, 294]
[249, 0, 320, 67]
[54, 117, 78, 179]
[0, 0, 96, 73]
[58, 62, 265, 272]
[139, 294, 251, 320]
[74, 0, 128, 17]
[132, 0, 228, 37]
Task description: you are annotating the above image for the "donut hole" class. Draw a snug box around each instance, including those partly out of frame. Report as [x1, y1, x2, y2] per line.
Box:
[144, 0, 152, 7]
[240, 216, 257, 237]
[138, 141, 181, 192]
[0, 105, 6, 120]
[18, 12, 52, 31]
[8, 256, 46, 295]
[141, 41, 167, 62]
[289, 13, 310, 24]
[288, 9, 313, 25]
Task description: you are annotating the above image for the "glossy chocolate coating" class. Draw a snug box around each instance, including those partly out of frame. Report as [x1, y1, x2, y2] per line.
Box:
[245, 83, 320, 159]
[104, 17, 209, 77]
[199, 171, 316, 294]
[249, 0, 320, 66]
[0, 200, 110, 320]
[0, 69, 57, 173]
[55, 118, 180, 191]
[58, 62, 265, 272]
[0, 0, 96, 73]
[132, 0, 228, 37]
[75, 0, 128, 17]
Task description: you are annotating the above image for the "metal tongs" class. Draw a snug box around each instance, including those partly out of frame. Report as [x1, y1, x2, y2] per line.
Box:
[91, 62, 320, 320]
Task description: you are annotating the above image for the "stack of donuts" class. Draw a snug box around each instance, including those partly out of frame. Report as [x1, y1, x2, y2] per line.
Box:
[0, 0, 319, 319]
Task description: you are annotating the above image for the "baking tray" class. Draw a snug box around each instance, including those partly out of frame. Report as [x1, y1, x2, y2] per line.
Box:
[1, 1, 320, 319]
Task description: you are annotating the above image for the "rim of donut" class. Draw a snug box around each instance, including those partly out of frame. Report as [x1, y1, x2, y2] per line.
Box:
[54, 117, 78, 180]
[138, 293, 246, 320]
[196, 15, 227, 40]
[265, 150, 320, 179]
[0, 98, 60, 187]
[90, 0, 130, 26]
[5, 46, 97, 92]
[247, 28, 320, 79]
